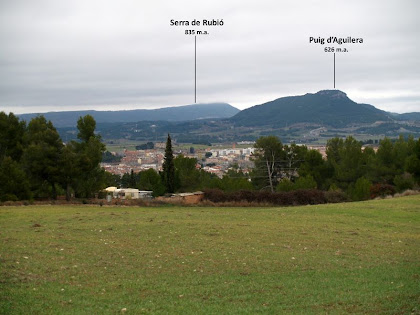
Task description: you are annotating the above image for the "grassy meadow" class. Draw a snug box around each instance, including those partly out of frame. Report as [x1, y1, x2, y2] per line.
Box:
[1, 196, 419, 314]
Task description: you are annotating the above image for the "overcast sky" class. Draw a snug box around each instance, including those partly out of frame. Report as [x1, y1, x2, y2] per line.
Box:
[1, 0, 419, 114]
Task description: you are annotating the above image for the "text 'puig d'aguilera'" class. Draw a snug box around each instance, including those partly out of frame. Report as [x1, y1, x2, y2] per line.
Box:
[309, 36, 364, 45]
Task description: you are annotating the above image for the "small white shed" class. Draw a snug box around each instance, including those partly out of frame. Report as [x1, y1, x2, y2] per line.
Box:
[104, 187, 153, 200]
[114, 188, 139, 199]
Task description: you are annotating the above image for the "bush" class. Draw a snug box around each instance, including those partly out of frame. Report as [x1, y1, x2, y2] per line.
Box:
[394, 189, 420, 198]
[276, 176, 317, 192]
[203, 189, 228, 203]
[203, 189, 327, 206]
[276, 178, 294, 192]
[370, 183, 396, 199]
[394, 173, 415, 192]
[325, 191, 349, 203]
[349, 177, 372, 201]
[294, 175, 317, 190]
[0, 193, 18, 202]
[97, 191, 107, 199]
[328, 184, 340, 192]
[291, 189, 326, 205]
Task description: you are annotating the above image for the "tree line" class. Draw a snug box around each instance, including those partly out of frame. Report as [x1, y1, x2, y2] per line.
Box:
[250, 135, 420, 200]
[0, 112, 105, 201]
[0, 113, 251, 201]
[1, 110, 419, 202]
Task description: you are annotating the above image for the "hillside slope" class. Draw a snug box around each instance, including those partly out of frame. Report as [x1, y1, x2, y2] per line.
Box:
[230, 90, 394, 127]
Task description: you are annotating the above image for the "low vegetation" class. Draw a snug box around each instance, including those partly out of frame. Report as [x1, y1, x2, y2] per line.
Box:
[203, 188, 347, 206]
[1, 196, 419, 314]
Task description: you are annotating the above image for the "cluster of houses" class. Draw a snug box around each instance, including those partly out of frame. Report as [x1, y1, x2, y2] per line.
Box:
[101, 145, 258, 177]
[99, 143, 331, 204]
[102, 149, 164, 175]
[101, 143, 329, 179]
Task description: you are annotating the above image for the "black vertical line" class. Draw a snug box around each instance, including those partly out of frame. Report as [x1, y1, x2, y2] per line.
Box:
[334, 53, 336, 89]
[195, 36, 197, 103]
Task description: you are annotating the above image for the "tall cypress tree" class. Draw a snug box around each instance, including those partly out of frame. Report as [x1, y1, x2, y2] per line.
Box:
[162, 134, 175, 193]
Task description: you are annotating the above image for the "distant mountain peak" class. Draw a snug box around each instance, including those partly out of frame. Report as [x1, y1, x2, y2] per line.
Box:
[315, 90, 348, 98]
[231, 90, 392, 127]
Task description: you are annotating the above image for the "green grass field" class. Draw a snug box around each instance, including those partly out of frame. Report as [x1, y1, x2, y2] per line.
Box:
[1, 196, 419, 314]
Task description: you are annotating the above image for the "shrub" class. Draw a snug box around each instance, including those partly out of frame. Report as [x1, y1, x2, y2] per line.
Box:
[394, 189, 420, 198]
[294, 175, 317, 190]
[325, 191, 349, 203]
[290, 189, 326, 205]
[0, 193, 18, 202]
[203, 189, 327, 206]
[97, 191, 107, 199]
[328, 184, 340, 191]
[349, 177, 372, 201]
[276, 178, 294, 192]
[394, 173, 415, 192]
[370, 183, 396, 199]
[203, 189, 229, 203]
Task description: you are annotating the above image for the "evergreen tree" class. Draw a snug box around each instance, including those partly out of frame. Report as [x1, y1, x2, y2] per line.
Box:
[162, 134, 175, 193]
[77, 115, 97, 142]
[62, 115, 106, 198]
[0, 112, 26, 162]
[173, 155, 203, 192]
[60, 141, 79, 201]
[72, 115, 106, 198]
[393, 135, 409, 172]
[371, 138, 399, 184]
[0, 112, 30, 201]
[326, 136, 364, 190]
[103, 171, 121, 188]
[138, 169, 165, 196]
[22, 116, 63, 199]
[405, 138, 420, 183]
[0, 157, 32, 201]
[299, 149, 330, 189]
[326, 137, 344, 166]
[129, 169, 136, 187]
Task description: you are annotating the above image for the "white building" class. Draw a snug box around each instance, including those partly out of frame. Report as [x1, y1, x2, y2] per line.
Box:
[104, 187, 153, 199]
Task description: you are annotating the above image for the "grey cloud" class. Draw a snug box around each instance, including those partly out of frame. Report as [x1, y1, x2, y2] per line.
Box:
[1, 0, 419, 114]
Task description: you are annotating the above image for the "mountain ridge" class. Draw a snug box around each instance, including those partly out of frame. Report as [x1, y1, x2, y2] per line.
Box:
[18, 103, 240, 127]
[17, 91, 419, 129]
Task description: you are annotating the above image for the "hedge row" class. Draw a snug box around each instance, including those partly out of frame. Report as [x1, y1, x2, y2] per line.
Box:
[203, 189, 348, 206]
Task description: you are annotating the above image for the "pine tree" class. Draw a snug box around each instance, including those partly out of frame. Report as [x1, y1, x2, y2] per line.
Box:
[22, 116, 63, 199]
[62, 115, 106, 199]
[73, 115, 106, 198]
[162, 134, 175, 193]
